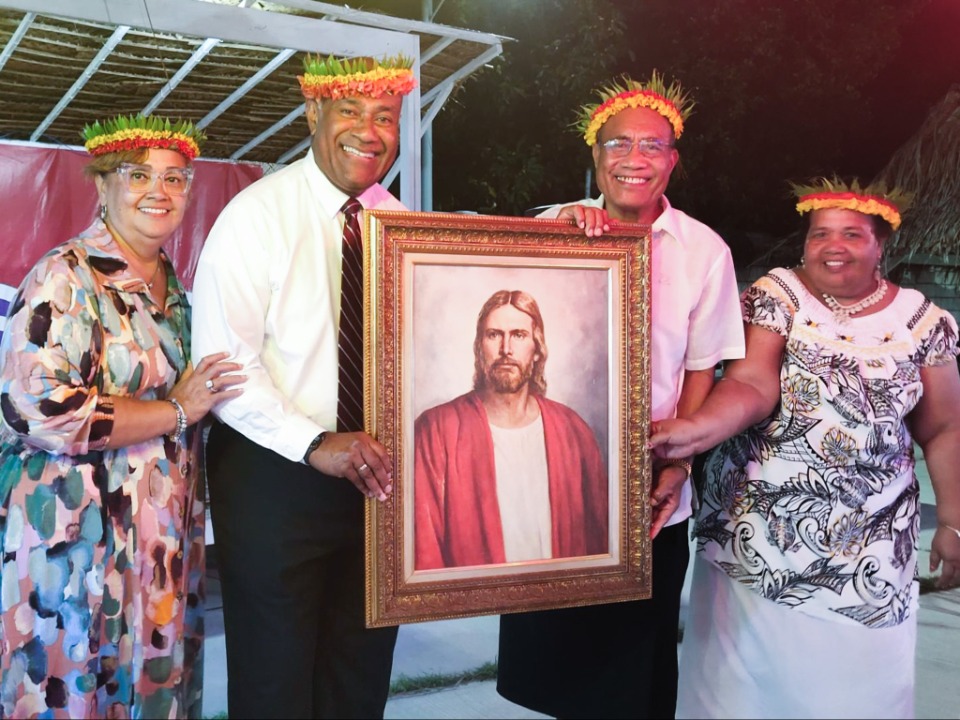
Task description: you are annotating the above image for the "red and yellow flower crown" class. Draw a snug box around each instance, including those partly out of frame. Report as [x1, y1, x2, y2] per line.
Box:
[298, 53, 417, 101]
[792, 177, 912, 231]
[81, 114, 205, 160]
[575, 71, 695, 146]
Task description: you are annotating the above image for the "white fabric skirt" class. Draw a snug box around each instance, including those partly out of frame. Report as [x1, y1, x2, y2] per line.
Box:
[676, 555, 917, 719]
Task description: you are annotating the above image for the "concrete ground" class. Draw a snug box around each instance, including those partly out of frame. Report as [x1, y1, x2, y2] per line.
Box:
[201, 452, 960, 719]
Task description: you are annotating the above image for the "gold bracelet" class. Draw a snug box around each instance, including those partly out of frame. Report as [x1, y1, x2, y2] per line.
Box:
[940, 523, 960, 539]
[660, 458, 692, 479]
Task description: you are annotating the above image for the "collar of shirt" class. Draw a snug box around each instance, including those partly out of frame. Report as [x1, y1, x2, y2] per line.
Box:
[300, 148, 396, 220]
[591, 193, 689, 249]
[650, 195, 688, 248]
[301, 149, 354, 221]
[82, 220, 183, 305]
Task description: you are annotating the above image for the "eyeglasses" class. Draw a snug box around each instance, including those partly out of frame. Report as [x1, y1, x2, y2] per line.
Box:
[115, 164, 194, 196]
[599, 137, 674, 158]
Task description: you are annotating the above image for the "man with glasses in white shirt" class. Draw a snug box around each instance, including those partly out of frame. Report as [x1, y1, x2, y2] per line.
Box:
[497, 72, 746, 720]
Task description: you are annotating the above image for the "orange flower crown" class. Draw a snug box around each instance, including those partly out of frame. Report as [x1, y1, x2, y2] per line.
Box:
[81, 114, 205, 160]
[575, 71, 695, 146]
[792, 177, 912, 231]
[298, 53, 417, 101]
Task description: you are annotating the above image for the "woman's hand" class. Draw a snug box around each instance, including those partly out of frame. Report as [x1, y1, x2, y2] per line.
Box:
[931, 524, 960, 589]
[169, 351, 245, 425]
[649, 418, 705, 459]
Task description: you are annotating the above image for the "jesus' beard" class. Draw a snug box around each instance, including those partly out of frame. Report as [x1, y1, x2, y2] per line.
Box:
[485, 359, 534, 394]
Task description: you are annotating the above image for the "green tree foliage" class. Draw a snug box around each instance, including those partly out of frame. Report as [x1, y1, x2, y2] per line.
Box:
[357, 0, 949, 259]
[427, 0, 630, 214]
[619, 0, 926, 246]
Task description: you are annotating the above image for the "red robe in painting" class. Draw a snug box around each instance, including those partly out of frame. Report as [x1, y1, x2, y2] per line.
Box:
[414, 391, 609, 570]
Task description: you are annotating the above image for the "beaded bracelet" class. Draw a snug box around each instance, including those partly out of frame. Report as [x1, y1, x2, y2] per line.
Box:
[167, 398, 187, 441]
[940, 523, 960, 540]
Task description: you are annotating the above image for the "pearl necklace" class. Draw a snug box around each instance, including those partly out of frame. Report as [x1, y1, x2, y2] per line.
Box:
[822, 279, 888, 322]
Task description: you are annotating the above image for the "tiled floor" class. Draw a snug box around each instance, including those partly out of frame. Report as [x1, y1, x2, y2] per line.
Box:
[201, 555, 227, 718]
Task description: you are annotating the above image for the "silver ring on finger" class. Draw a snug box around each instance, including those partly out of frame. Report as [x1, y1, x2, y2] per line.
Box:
[358, 463, 370, 474]
[205, 379, 215, 392]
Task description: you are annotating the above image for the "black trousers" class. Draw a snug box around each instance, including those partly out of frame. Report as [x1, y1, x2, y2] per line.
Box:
[206, 422, 398, 719]
[497, 520, 690, 719]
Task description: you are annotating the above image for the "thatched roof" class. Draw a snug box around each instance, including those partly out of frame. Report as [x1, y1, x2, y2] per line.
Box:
[0, 0, 508, 165]
[877, 84, 960, 268]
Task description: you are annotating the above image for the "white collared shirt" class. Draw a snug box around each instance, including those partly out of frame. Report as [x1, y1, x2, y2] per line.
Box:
[191, 149, 405, 462]
[538, 195, 745, 525]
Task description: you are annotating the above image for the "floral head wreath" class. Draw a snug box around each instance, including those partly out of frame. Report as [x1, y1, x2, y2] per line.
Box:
[81, 114, 206, 160]
[298, 53, 418, 101]
[791, 177, 913, 231]
[575, 70, 695, 146]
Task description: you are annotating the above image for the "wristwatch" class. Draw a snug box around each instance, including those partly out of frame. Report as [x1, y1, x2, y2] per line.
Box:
[302, 431, 328, 464]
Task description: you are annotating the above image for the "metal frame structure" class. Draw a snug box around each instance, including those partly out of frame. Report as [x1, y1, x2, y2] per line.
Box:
[0, 0, 508, 209]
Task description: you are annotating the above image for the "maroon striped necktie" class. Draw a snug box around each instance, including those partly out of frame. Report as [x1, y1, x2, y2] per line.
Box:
[337, 198, 365, 432]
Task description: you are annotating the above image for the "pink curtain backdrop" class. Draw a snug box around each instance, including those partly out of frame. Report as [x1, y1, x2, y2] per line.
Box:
[0, 142, 263, 290]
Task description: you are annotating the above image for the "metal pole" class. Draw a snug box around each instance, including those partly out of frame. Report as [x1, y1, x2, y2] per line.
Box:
[421, 0, 433, 210]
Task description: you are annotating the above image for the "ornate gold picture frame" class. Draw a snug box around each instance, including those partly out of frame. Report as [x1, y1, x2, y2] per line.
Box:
[364, 210, 652, 627]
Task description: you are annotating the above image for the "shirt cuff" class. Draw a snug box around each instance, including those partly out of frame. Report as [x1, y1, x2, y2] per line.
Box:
[272, 414, 328, 464]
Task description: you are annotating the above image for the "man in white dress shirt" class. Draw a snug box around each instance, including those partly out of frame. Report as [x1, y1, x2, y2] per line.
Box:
[497, 72, 746, 719]
[190, 55, 416, 719]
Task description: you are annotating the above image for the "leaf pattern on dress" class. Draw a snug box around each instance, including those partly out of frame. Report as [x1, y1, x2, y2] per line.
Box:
[694, 508, 734, 549]
[833, 470, 873, 508]
[765, 513, 798, 552]
[914, 315, 959, 365]
[776, 482, 833, 523]
[864, 484, 919, 556]
[753, 567, 814, 606]
[834, 558, 911, 628]
[696, 267, 959, 629]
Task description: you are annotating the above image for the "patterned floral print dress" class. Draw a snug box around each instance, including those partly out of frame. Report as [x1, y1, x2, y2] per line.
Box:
[0, 221, 205, 718]
[698, 267, 959, 626]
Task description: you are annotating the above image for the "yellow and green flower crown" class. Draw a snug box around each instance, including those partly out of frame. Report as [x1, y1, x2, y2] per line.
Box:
[81, 114, 205, 160]
[575, 71, 695, 146]
[298, 53, 417, 101]
[791, 177, 913, 231]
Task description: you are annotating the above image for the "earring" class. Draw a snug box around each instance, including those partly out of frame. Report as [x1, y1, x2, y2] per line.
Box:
[99, 204, 107, 221]
[875, 258, 883, 282]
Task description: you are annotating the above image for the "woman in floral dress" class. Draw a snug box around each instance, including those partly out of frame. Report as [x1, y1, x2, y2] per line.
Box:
[650, 178, 960, 719]
[0, 115, 243, 718]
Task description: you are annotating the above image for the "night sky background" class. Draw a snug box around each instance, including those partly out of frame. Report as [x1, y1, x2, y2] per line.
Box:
[359, 0, 959, 264]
